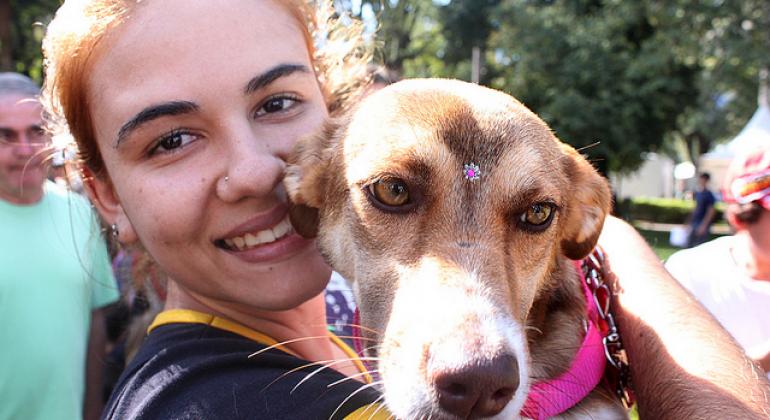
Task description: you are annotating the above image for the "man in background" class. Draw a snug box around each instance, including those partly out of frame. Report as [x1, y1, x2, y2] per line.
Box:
[666, 144, 770, 374]
[686, 172, 717, 247]
[0, 72, 119, 420]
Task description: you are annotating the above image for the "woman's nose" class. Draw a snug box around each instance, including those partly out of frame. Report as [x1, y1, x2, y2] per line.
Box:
[216, 133, 286, 203]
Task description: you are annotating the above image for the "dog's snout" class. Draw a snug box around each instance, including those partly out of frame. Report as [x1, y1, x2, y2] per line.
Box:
[433, 354, 519, 418]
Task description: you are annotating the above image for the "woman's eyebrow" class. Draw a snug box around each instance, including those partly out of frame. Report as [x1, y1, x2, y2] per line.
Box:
[115, 100, 199, 148]
[244, 63, 310, 95]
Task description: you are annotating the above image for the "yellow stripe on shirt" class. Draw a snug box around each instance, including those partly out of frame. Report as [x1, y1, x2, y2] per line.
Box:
[344, 403, 392, 419]
[148, 309, 371, 381]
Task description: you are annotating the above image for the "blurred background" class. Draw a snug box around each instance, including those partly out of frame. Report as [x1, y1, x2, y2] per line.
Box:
[2, 0, 769, 258]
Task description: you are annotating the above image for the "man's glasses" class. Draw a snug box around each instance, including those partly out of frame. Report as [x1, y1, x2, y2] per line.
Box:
[0, 126, 51, 148]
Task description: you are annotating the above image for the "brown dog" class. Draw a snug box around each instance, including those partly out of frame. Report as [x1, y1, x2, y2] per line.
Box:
[286, 79, 628, 419]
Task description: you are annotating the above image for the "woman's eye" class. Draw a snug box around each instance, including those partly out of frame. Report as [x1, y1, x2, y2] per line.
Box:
[149, 130, 197, 155]
[519, 202, 556, 231]
[255, 96, 298, 117]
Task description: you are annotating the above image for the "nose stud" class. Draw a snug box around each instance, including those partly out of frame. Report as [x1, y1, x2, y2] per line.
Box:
[224, 176, 229, 182]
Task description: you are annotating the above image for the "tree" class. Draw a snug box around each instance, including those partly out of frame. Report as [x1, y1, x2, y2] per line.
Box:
[3, 0, 60, 81]
[340, 0, 439, 76]
[655, 0, 770, 164]
[486, 1, 699, 174]
[0, 1, 11, 71]
[437, 0, 501, 84]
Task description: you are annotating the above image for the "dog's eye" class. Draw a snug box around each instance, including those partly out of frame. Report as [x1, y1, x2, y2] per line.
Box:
[519, 203, 555, 231]
[368, 178, 411, 208]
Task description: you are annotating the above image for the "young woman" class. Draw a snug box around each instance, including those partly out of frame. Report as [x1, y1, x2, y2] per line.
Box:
[42, 0, 769, 418]
[44, 1, 382, 418]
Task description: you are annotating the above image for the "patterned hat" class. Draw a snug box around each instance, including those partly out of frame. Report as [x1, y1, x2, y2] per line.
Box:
[722, 144, 770, 210]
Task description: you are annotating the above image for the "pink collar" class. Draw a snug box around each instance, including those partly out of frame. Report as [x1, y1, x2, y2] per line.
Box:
[520, 260, 606, 419]
[350, 260, 606, 419]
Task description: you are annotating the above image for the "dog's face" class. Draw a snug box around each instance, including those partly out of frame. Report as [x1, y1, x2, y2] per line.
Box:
[286, 79, 611, 419]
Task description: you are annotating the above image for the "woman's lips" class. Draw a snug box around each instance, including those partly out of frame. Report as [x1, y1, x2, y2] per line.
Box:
[220, 230, 314, 263]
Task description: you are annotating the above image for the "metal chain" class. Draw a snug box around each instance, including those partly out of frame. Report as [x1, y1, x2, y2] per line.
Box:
[582, 247, 634, 408]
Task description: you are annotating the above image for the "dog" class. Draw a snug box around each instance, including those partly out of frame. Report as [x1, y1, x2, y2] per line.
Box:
[285, 79, 628, 419]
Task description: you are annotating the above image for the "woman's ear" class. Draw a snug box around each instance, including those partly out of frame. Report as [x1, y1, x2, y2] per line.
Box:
[82, 168, 138, 244]
[559, 143, 612, 260]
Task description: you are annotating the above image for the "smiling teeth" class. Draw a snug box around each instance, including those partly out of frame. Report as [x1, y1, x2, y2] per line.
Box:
[224, 216, 293, 251]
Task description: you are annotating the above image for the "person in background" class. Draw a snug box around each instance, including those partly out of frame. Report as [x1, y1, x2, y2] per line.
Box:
[0, 72, 120, 420]
[686, 171, 717, 247]
[667, 144, 770, 374]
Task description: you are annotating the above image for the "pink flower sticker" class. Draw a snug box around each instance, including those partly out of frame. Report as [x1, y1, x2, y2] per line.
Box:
[464, 163, 481, 181]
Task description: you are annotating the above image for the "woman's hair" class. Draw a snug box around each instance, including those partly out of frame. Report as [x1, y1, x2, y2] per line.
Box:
[42, 0, 371, 178]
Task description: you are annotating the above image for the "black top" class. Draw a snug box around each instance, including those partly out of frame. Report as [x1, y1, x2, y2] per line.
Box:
[102, 322, 381, 420]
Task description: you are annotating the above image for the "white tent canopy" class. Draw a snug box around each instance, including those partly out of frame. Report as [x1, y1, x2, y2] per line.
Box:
[700, 78, 770, 192]
[727, 104, 770, 153]
[705, 104, 770, 159]
[708, 73, 770, 158]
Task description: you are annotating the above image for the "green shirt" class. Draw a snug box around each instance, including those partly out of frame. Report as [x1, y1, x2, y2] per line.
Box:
[0, 182, 119, 420]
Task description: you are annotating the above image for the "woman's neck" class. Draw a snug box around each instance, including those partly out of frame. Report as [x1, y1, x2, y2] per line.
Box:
[732, 232, 770, 281]
[163, 281, 360, 375]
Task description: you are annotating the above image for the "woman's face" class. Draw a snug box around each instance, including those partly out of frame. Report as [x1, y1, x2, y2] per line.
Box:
[87, 0, 331, 310]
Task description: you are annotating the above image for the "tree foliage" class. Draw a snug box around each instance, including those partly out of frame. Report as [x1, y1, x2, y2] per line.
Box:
[654, 0, 770, 163]
[487, 1, 701, 174]
[2, 0, 59, 82]
[366, 0, 769, 173]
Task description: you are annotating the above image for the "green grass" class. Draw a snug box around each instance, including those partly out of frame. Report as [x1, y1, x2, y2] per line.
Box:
[635, 228, 725, 261]
[636, 228, 680, 261]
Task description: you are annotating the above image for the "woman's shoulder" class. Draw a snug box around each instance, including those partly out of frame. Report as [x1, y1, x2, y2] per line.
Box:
[103, 322, 380, 420]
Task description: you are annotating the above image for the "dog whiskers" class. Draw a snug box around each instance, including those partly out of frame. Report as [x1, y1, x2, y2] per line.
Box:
[524, 325, 543, 335]
[290, 358, 372, 394]
[293, 356, 381, 392]
[575, 141, 601, 153]
[331, 334, 378, 344]
[330, 322, 386, 338]
[328, 381, 384, 420]
[326, 371, 379, 388]
[260, 356, 375, 392]
[15, 145, 55, 197]
[248, 335, 373, 358]
[260, 359, 338, 392]
[359, 394, 388, 420]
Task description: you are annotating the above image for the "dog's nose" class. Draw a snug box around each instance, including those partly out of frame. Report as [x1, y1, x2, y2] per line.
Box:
[433, 354, 519, 418]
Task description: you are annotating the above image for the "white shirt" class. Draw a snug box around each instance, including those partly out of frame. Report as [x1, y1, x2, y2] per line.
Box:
[666, 236, 770, 363]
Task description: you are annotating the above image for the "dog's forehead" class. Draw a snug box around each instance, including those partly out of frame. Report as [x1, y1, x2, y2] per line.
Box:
[342, 79, 562, 182]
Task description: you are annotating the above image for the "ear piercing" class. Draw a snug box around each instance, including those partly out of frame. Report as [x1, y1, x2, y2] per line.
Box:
[110, 223, 119, 239]
[224, 176, 229, 182]
[464, 163, 481, 181]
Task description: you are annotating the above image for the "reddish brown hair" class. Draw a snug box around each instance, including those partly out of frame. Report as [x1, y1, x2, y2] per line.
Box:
[42, 0, 370, 178]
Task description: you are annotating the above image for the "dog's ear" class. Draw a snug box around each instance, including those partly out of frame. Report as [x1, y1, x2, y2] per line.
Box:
[284, 118, 343, 239]
[559, 143, 612, 260]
